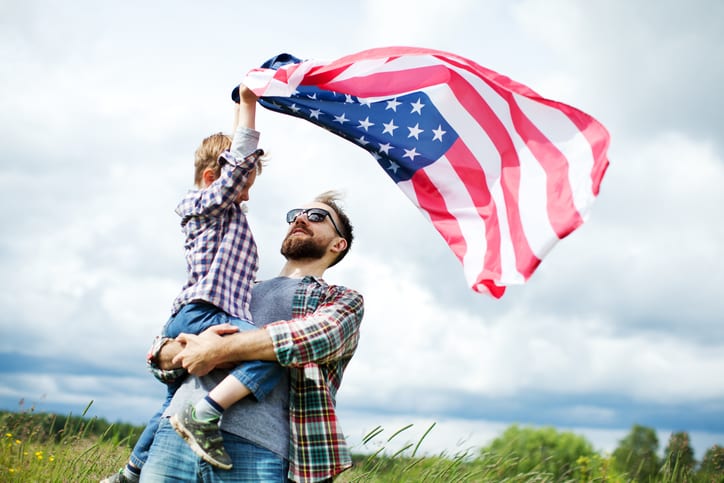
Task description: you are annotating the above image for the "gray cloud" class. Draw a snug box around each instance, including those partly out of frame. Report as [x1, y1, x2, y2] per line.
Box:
[1, 0, 722, 457]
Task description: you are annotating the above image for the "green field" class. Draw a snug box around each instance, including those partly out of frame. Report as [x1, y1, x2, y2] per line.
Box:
[2, 403, 722, 482]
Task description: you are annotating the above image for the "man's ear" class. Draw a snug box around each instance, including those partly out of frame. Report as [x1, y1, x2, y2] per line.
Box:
[330, 237, 348, 255]
[201, 168, 216, 187]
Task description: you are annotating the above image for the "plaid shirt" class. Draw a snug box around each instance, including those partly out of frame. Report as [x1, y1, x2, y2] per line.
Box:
[171, 129, 262, 320]
[266, 276, 364, 483]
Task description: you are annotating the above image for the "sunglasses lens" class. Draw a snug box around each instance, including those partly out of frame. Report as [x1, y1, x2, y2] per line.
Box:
[306, 209, 327, 222]
[286, 209, 302, 223]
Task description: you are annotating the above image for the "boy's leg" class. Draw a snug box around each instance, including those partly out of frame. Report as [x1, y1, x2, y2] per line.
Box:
[129, 386, 178, 469]
[169, 317, 282, 471]
[224, 317, 283, 402]
[162, 302, 227, 339]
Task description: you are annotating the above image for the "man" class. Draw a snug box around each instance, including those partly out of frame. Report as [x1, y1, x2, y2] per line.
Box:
[140, 191, 364, 482]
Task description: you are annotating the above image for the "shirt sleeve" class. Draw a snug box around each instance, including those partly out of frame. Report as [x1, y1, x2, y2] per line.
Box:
[175, 128, 261, 220]
[265, 287, 364, 367]
[228, 126, 260, 161]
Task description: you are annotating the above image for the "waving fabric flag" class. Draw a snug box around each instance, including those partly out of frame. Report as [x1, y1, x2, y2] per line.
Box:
[240, 47, 610, 298]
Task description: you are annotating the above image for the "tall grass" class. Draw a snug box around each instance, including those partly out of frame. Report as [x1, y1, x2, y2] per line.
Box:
[1, 401, 136, 481]
[1, 404, 721, 482]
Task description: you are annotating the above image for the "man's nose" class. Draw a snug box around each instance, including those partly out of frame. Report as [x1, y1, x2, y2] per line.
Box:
[292, 213, 311, 227]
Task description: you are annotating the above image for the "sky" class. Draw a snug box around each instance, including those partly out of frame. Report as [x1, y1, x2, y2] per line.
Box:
[1, 0, 723, 461]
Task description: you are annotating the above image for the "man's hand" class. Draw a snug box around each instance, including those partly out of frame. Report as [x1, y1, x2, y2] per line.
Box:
[172, 323, 239, 376]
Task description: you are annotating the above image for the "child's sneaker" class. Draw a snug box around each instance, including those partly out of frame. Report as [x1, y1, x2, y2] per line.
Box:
[170, 403, 232, 470]
[100, 468, 138, 483]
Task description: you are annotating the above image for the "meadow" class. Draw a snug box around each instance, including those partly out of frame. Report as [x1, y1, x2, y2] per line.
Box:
[2, 403, 722, 482]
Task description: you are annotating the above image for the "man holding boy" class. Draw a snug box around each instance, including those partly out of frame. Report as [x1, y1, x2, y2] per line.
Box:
[141, 191, 364, 482]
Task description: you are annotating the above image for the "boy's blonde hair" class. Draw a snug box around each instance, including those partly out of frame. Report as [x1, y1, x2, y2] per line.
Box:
[193, 132, 265, 186]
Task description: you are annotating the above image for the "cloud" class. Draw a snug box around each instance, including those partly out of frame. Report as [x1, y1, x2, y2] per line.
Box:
[514, 0, 724, 145]
[1, 0, 722, 461]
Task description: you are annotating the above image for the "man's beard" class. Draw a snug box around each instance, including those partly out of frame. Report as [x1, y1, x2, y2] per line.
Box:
[281, 234, 327, 260]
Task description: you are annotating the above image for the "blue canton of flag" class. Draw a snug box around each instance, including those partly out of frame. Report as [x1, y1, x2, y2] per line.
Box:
[259, 88, 458, 184]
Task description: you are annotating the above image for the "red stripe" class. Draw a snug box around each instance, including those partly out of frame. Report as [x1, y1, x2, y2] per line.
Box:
[409, 147, 505, 299]
[444, 138, 503, 282]
[441, 55, 584, 242]
[314, 64, 452, 97]
[497, 88, 584, 240]
[409, 168, 467, 262]
[560, 106, 610, 195]
[440, 52, 610, 199]
[446, 71, 540, 280]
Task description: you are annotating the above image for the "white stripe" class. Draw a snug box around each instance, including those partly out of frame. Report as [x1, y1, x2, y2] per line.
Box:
[428, 84, 526, 284]
[446, 62, 559, 261]
[514, 93, 597, 219]
[420, 154, 489, 287]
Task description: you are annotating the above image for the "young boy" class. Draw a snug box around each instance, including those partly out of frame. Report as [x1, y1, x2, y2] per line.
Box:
[102, 85, 280, 483]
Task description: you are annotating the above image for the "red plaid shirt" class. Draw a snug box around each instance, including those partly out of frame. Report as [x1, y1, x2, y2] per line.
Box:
[266, 276, 364, 482]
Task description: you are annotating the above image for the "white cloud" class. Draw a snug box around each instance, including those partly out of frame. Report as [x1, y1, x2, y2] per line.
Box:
[1, 0, 722, 458]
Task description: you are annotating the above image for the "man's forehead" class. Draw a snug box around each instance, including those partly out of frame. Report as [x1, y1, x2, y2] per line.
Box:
[302, 201, 331, 210]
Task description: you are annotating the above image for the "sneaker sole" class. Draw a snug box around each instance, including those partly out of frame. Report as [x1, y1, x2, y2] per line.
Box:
[169, 414, 233, 470]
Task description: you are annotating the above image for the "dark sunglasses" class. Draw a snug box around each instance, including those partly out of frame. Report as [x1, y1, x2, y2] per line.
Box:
[286, 208, 345, 239]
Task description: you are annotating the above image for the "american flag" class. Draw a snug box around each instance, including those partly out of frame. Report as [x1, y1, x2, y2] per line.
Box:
[240, 47, 610, 298]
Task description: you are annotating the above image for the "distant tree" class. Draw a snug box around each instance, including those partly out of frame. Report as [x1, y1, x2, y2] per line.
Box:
[479, 424, 596, 480]
[662, 431, 695, 481]
[612, 424, 660, 482]
[698, 444, 724, 482]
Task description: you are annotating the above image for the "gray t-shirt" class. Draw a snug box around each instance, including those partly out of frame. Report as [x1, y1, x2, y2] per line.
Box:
[164, 276, 300, 459]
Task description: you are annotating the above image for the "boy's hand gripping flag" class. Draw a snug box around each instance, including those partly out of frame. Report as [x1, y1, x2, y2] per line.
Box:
[238, 47, 610, 298]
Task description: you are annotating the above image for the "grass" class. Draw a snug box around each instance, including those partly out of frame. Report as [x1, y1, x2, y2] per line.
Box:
[1, 402, 135, 481]
[1, 403, 721, 482]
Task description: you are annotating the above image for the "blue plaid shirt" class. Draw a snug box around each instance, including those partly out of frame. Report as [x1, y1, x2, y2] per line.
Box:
[171, 128, 261, 321]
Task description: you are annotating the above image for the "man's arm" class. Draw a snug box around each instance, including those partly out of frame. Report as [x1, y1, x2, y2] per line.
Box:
[173, 286, 364, 375]
[173, 324, 276, 376]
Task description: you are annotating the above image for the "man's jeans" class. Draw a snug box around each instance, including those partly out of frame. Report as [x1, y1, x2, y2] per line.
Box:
[140, 418, 288, 482]
[130, 302, 282, 470]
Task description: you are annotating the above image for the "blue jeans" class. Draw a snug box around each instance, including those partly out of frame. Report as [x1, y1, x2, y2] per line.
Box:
[130, 302, 282, 470]
[140, 418, 288, 482]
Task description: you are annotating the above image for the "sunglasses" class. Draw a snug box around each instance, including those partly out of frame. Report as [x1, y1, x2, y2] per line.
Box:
[286, 208, 345, 239]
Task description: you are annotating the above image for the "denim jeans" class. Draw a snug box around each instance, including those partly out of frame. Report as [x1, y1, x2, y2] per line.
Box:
[130, 302, 282, 470]
[140, 418, 288, 482]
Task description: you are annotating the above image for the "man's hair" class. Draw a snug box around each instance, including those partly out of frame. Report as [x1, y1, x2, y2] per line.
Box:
[315, 190, 354, 267]
[193, 132, 265, 186]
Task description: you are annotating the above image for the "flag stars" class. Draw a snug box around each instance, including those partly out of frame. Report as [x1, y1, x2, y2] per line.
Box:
[410, 98, 425, 114]
[289, 104, 301, 113]
[387, 160, 400, 174]
[344, 94, 355, 103]
[403, 147, 420, 161]
[357, 135, 370, 146]
[309, 108, 322, 119]
[385, 98, 401, 111]
[382, 119, 398, 136]
[358, 117, 375, 131]
[432, 125, 447, 141]
[378, 142, 393, 155]
[407, 123, 424, 140]
[333, 112, 349, 124]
